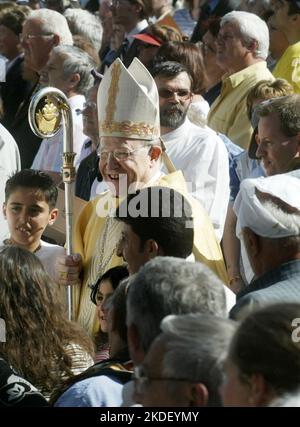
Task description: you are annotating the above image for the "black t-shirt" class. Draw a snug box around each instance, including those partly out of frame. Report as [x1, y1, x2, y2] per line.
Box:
[0, 358, 49, 407]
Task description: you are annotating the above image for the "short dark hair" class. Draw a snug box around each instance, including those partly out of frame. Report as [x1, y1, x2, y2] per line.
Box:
[115, 186, 194, 259]
[5, 169, 58, 209]
[229, 303, 300, 395]
[153, 43, 206, 94]
[150, 61, 192, 87]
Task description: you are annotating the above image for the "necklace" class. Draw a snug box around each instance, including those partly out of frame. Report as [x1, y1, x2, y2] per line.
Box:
[3, 239, 42, 254]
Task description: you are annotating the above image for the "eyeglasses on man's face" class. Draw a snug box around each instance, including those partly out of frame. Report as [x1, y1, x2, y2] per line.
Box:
[97, 145, 151, 161]
[133, 365, 192, 395]
[20, 33, 54, 44]
[108, 0, 131, 7]
[158, 88, 191, 101]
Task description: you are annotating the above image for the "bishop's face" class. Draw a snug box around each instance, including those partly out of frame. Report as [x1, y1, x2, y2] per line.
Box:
[98, 137, 155, 197]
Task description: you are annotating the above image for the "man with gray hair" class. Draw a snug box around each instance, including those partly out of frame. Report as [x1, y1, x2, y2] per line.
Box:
[21, 9, 73, 75]
[230, 173, 300, 320]
[8, 9, 73, 168]
[64, 8, 103, 52]
[134, 313, 236, 407]
[31, 45, 95, 172]
[208, 11, 274, 148]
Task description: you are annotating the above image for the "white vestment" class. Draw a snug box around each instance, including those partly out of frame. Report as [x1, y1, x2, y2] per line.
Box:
[161, 118, 230, 240]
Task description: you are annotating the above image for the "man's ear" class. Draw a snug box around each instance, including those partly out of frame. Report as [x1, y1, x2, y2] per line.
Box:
[143, 238, 160, 260]
[2, 203, 7, 219]
[247, 38, 258, 54]
[248, 373, 273, 407]
[188, 383, 209, 407]
[68, 73, 80, 89]
[127, 323, 145, 365]
[242, 227, 260, 257]
[48, 208, 58, 226]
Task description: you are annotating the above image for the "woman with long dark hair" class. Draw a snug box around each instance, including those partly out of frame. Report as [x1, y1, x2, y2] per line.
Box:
[0, 246, 94, 399]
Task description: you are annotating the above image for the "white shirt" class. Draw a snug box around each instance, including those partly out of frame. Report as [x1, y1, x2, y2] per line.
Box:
[126, 19, 148, 46]
[31, 94, 87, 172]
[188, 99, 210, 128]
[0, 124, 21, 242]
[161, 118, 230, 240]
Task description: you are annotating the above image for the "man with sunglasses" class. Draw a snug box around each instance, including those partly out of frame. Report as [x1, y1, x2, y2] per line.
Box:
[151, 61, 230, 241]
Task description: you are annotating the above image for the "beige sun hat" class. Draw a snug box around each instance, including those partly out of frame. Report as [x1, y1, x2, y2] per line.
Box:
[97, 57, 160, 141]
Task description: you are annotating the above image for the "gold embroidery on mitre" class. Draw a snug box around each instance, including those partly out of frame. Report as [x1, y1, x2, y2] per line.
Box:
[100, 120, 159, 138]
[105, 61, 121, 123]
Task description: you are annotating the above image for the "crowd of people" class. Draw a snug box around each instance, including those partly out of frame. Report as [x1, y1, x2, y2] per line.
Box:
[0, 0, 300, 408]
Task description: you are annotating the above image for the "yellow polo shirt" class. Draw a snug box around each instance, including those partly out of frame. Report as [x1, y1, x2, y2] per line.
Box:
[208, 61, 274, 149]
[273, 42, 300, 94]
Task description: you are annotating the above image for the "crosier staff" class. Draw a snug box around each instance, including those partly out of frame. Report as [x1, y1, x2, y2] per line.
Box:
[28, 87, 75, 320]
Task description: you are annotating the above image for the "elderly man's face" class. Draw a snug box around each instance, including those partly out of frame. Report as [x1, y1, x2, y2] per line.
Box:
[21, 19, 55, 73]
[256, 113, 300, 176]
[98, 137, 157, 197]
[216, 22, 251, 73]
[134, 336, 192, 406]
[155, 72, 192, 131]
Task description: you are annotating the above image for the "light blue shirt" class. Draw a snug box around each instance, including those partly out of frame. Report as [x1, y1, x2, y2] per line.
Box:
[54, 376, 124, 407]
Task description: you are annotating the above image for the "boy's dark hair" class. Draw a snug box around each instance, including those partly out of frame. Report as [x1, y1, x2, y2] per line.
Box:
[90, 265, 129, 305]
[5, 169, 58, 209]
[115, 186, 194, 259]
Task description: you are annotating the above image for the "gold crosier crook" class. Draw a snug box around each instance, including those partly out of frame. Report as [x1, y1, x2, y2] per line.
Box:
[28, 87, 75, 321]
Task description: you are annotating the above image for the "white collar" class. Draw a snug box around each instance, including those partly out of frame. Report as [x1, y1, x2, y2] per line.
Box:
[126, 20, 148, 45]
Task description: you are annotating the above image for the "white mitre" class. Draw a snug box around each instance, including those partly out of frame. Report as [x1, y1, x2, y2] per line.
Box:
[97, 57, 160, 141]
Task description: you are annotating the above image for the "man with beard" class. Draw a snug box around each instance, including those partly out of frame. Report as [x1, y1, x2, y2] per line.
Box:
[152, 61, 229, 241]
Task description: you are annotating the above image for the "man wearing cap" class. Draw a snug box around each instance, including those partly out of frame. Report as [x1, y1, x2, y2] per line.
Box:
[57, 58, 228, 334]
[272, 0, 300, 93]
[230, 173, 300, 320]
